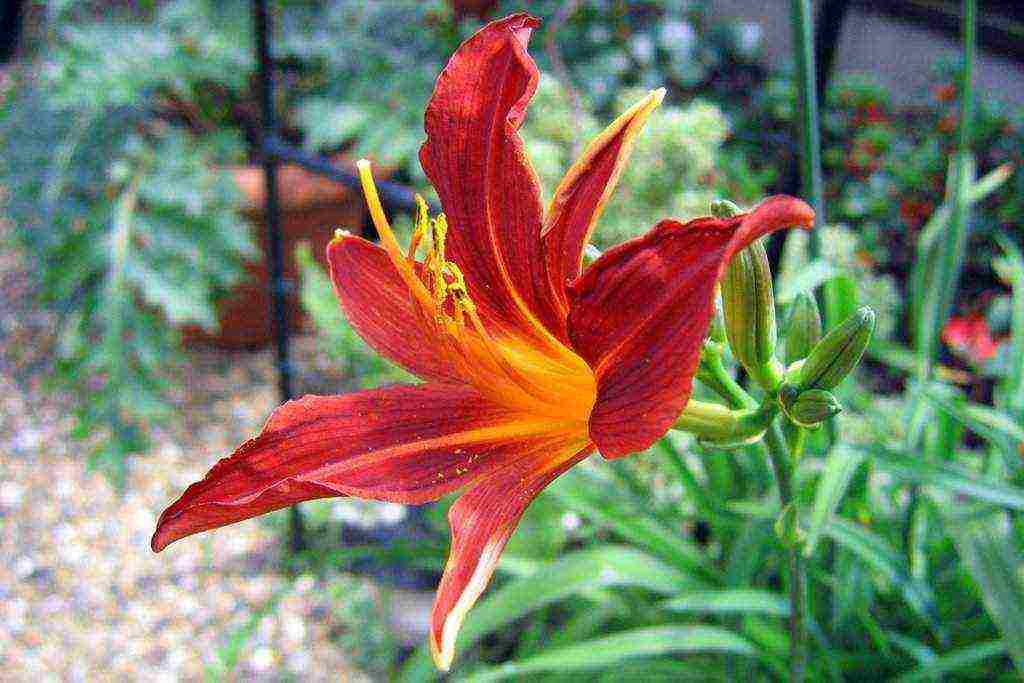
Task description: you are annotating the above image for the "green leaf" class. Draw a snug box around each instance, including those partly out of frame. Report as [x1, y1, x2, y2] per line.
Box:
[953, 516, 1024, 673]
[662, 589, 790, 617]
[823, 273, 859, 332]
[867, 446, 1024, 511]
[894, 640, 1006, 683]
[912, 153, 976, 377]
[924, 386, 1024, 470]
[547, 469, 716, 581]
[397, 545, 692, 682]
[994, 233, 1024, 418]
[462, 626, 758, 682]
[825, 518, 942, 636]
[804, 447, 864, 556]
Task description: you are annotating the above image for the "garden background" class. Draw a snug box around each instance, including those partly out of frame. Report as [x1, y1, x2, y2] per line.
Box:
[1, 0, 1023, 680]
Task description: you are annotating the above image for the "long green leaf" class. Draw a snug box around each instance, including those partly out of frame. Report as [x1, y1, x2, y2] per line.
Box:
[804, 447, 864, 556]
[995, 232, 1024, 418]
[462, 626, 758, 682]
[825, 518, 941, 635]
[894, 640, 1006, 683]
[662, 589, 790, 617]
[868, 446, 1024, 511]
[548, 470, 716, 580]
[924, 386, 1024, 469]
[397, 545, 692, 682]
[953, 516, 1024, 673]
[907, 163, 1011, 355]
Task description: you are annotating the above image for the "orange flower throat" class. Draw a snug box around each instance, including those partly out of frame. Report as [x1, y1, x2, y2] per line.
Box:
[348, 160, 596, 424]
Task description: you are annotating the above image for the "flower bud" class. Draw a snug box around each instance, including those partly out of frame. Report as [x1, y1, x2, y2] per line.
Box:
[721, 239, 777, 373]
[795, 306, 875, 391]
[785, 291, 822, 364]
[708, 294, 727, 345]
[710, 198, 743, 218]
[780, 387, 841, 428]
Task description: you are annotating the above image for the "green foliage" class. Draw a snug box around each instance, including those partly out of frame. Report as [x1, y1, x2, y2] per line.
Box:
[0, 83, 253, 485]
[296, 242, 410, 389]
[284, 1, 466, 182]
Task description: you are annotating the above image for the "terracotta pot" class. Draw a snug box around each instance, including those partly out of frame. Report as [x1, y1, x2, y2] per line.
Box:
[181, 156, 379, 349]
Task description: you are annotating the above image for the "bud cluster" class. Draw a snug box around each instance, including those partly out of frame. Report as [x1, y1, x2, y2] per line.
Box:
[675, 198, 875, 446]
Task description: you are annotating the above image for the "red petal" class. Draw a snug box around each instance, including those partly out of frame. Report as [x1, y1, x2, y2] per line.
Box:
[419, 14, 565, 347]
[327, 233, 459, 382]
[430, 441, 593, 670]
[567, 196, 814, 458]
[152, 383, 582, 552]
[542, 89, 664, 324]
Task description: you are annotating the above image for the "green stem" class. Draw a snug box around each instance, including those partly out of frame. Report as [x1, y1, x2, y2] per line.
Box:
[699, 344, 806, 678]
[698, 344, 757, 410]
[957, 0, 976, 158]
[671, 399, 776, 443]
[789, 0, 824, 258]
[763, 421, 807, 682]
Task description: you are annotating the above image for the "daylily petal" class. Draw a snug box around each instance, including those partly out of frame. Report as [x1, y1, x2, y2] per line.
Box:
[567, 196, 815, 458]
[419, 13, 565, 348]
[542, 88, 665, 323]
[327, 233, 459, 383]
[151, 383, 582, 552]
[430, 440, 593, 671]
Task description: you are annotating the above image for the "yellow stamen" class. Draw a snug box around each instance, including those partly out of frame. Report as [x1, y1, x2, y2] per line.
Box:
[356, 160, 434, 309]
[408, 194, 431, 260]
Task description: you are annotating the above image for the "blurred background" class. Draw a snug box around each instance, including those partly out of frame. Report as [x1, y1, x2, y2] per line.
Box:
[1, 0, 1023, 680]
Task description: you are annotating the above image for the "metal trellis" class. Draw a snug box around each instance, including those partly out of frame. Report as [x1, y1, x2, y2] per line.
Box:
[252, 0, 431, 566]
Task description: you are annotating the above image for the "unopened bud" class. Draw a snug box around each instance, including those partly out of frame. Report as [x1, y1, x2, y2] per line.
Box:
[708, 294, 727, 345]
[796, 306, 875, 391]
[785, 291, 823, 364]
[710, 198, 743, 218]
[780, 387, 841, 428]
[722, 239, 777, 373]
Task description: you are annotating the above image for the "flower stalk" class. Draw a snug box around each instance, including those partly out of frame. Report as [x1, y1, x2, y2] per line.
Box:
[672, 399, 776, 445]
[764, 420, 808, 683]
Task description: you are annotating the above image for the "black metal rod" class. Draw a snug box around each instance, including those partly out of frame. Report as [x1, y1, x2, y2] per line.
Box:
[263, 136, 438, 214]
[255, 0, 306, 552]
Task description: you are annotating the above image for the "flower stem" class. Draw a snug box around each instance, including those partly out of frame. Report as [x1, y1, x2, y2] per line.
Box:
[697, 344, 757, 410]
[699, 342, 808, 677]
[671, 399, 776, 443]
[789, 0, 824, 258]
[763, 421, 807, 683]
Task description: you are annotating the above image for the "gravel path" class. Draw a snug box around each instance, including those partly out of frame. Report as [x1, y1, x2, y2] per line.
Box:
[0, 246, 371, 681]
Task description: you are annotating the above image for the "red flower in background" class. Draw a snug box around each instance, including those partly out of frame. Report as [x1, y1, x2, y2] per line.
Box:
[151, 14, 813, 670]
[943, 313, 1002, 364]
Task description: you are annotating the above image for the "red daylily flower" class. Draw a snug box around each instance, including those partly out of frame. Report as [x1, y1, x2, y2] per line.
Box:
[943, 313, 1002, 364]
[152, 14, 813, 670]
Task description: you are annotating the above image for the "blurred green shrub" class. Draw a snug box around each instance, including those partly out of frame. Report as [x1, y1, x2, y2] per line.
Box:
[1, 0, 258, 484]
[524, 75, 770, 244]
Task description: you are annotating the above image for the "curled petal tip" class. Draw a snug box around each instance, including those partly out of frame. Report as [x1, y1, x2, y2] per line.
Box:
[651, 87, 667, 104]
[150, 523, 173, 553]
[794, 200, 816, 228]
[355, 158, 371, 172]
[430, 635, 453, 673]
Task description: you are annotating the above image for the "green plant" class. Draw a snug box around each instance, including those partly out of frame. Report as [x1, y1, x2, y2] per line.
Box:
[0, 82, 254, 485]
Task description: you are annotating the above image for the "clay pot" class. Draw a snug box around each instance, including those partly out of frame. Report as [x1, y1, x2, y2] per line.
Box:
[181, 156, 377, 349]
